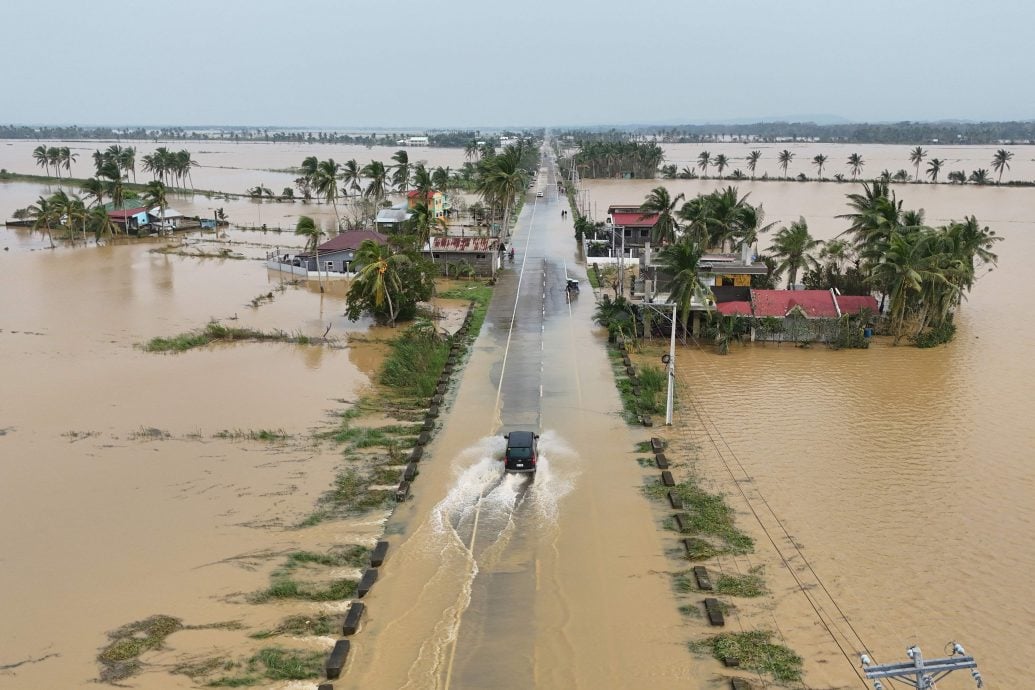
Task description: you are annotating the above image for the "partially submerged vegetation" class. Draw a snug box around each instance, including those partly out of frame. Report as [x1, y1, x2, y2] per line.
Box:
[690, 631, 803, 683]
[98, 615, 183, 683]
[142, 321, 322, 352]
[648, 475, 754, 557]
[715, 566, 767, 598]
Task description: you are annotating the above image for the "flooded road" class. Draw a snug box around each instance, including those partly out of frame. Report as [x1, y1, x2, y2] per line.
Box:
[345, 153, 701, 689]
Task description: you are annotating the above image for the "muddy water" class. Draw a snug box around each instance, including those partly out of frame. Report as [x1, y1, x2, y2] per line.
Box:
[0, 226, 384, 687]
[585, 176, 1035, 683]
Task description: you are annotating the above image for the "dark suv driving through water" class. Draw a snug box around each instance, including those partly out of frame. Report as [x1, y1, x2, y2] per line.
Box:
[502, 431, 539, 475]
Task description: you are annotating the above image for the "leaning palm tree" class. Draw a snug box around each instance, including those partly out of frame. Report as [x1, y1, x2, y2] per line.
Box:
[968, 169, 991, 185]
[391, 150, 411, 192]
[87, 205, 120, 243]
[120, 146, 136, 182]
[697, 150, 711, 177]
[80, 177, 106, 208]
[59, 147, 77, 177]
[475, 147, 526, 240]
[362, 160, 390, 209]
[98, 159, 125, 210]
[991, 149, 1013, 184]
[639, 186, 684, 245]
[812, 154, 827, 180]
[142, 180, 169, 234]
[745, 150, 762, 179]
[712, 154, 729, 179]
[658, 237, 711, 336]
[770, 217, 822, 288]
[314, 159, 342, 228]
[32, 145, 50, 176]
[28, 195, 57, 248]
[47, 147, 61, 179]
[464, 140, 479, 162]
[926, 158, 944, 183]
[847, 153, 864, 179]
[407, 200, 447, 252]
[777, 150, 794, 178]
[350, 240, 411, 326]
[908, 146, 927, 182]
[295, 215, 326, 291]
[341, 159, 362, 196]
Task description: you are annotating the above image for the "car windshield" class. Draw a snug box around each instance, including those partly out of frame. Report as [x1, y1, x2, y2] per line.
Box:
[508, 447, 532, 459]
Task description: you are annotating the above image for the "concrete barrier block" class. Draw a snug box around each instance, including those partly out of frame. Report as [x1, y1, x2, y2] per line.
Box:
[427, 405, 439, 418]
[342, 601, 365, 635]
[417, 431, 431, 446]
[655, 453, 669, 469]
[431, 394, 444, 405]
[626, 365, 636, 376]
[395, 480, 411, 502]
[651, 437, 665, 453]
[325, 639, 350, 679]
[730, 677, 750, 688]
[704, 597, 725, 626]
[692, 565, 713, 591]
[404, 462, 418, 482]
[422, 419, 434, 432]
[661, 470, 675, 486]
[623, 355, 631, 366]
[409, 447, 423, 462]
[724, 657, 741, 669]
[436, 384, 447, 396]
[674, 513, 691, 532]
[370, 540, 389, 567]
[357, 568, 378, 598]
[319, 684, 334, 690]
[667, 490, 682, 509]
[641, 416, 653, 427]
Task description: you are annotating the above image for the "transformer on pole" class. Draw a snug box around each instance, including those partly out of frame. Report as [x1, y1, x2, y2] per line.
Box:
[861, 644, 983, 690]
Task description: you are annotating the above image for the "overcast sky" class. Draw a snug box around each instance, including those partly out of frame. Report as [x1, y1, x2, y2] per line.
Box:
[2, 0, 1032, 129]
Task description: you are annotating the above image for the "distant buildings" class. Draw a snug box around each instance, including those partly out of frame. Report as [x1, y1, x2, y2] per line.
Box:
[395, 136, 429, 146]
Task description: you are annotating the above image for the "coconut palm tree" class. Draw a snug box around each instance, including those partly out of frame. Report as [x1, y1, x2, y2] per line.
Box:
[98, 159, 125, 210]
[295, 215, 326, 291]
[350, 239, 411, 326]
[968, 169, 991, 185]
[639, 186, 684, 245]
[87, 205, 120, 242]
[143, 180, 169, 234]
[812, 154, 827, 179]
[770, 217, 822, 288]
[80, 177, 106, 208]
[746, 150, 762, 179]
[909, 146, 927, 181]
[412, 163, 432, 196]
[847, 153, 864, 179]
[391, 149, 411, 192]
[465, 140, 479, 162]
[407, 200, 447, 251]
[32, 145, 50, 176]
[926, 158, 944, 183]
[28, 194, 57, 247]
[476, 146, 526, 240]
[341, 159, 362, 197]
[47, 147, 61, 179]
[777, 150, 794, 178]
[697, 151, 711, 177]
[362, 160, 390, 209]
[658, 237, 711, 336]
[712, 153, 729, 179]
[314, 159, 342, 228]
[870, 230, 945, 344]
[120, 146, 136, 183]
[60, 147, 78, 177]
[432, 166, 451, 194]
[991, 149, 1013, 183]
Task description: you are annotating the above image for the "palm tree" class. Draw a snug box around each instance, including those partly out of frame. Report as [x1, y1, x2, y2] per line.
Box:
[639, 186, 684, 245]
[391, 149, 411, 192]
[295, 215, 326, 291]
[697, 151, 711, 177]
[361, 160, 389, 208]
[59, 147, 78, 177]
[80, 177, 106, 207]
[770, 217, 822, 288]
[120, 146, 136, 183]
[28, 195, 57, 248]
[968, 169, 991, 185]
[926, 158, 944, 183]
[407, 201, 447, 251]
[712, 154, 729, 179]
[947, 170, 967, 184]
[87, 205, 120, 242]
[143, 180, 169, 234]
[47, 147, 61, 179]
[464, 140, 479, 162]
[341, 159, 362, 197]
[777, 150, 794, 178]
[32, 145, 50, 176]
[847, 153, 864, 179]
[746, 150, 762, 179]
[476, 146, 526, 240]
[812, 154, 827, 180]
[314, 159, 342, 228]
[432, 166, 451, 194]
[991, 149, 1013, 184]
[350, 240, 411, 326]
[658, 237, 711, 336]
[412, 163, 432, 196]
[909, 146, 927, 182]
[870, 230, 944, 344]
[98, 160, 125, 210]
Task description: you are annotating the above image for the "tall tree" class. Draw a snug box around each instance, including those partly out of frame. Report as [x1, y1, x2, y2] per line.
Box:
[361, 160, 389, 209]
[770, 217, 822, 288]
[32, 145, 50, 176]
[341, 159, 362, 197]
[746, 150, 762, 179]
[812, 154, 827, 179]
[348, 240, 411, 326]
[991, 149, 1013, 184]
[639, 186, 684, 245]
[28, 194, 57, 248]
[697, 150, 711, 176]
[658, 237, 711, 336]
[926, 158, 944, 183]
[314, 158, 342, 228]
[80, 177, 106, 208]
[143, 180, 169, 234]
[777, 150, 794, 178]
[908, 146, 927, 181]
[847, 152, 864, 179]
[295, 215, 326, 291]
[712, 153, 729, 179]
[391, 149, 411, 192]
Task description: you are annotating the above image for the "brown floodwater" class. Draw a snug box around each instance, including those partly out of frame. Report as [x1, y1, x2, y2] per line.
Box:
[584, 176, 1035, 684]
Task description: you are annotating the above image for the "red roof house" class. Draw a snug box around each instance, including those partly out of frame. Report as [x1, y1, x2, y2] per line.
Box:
[716, 301, 753, 316]
[751, 290, 839, 318]
[313, 229, 388, 254]
[610, 211, 659, 227]
[834, 295, 880, 315]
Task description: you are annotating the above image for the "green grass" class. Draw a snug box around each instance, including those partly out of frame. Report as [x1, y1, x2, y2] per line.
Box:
[379, 321, 450, 398]
[249, 613, 337, 639]
[715, 567, 767, 597]
[214, 428, 290, 442]
[690, 631, 803, 682]
[250, 576, 357, 603]
[647, 477, 755, 556]
[143, 321, 315, 353]
[283, 545, 369, 569]
[97, 615, 183, 682]
[205, 647, 324, 685]
[586, 266, 601, 288]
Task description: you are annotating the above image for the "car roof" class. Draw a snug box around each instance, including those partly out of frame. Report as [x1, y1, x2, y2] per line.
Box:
[506, 430, 536, 445]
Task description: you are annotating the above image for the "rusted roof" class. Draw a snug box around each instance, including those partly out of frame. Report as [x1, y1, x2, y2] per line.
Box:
[751, 290, 839, 318]
[429, 236, 500, 252]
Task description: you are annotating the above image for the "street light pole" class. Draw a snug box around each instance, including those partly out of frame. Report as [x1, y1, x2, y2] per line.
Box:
[666, 302, 676, 425]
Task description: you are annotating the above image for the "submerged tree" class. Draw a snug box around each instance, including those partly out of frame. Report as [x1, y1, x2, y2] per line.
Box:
[991, 149, 1013, 183]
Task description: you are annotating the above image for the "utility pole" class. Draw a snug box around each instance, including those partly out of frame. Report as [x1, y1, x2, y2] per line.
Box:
[665, 302, 676, 425]
[861, 644, 983, 690]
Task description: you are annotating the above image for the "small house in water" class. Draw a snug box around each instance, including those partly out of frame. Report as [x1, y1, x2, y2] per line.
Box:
[424, 236, 501, 278]
[108, 206, 150, 234]
[267, 229, 388, 279]
[375, 203, 412, 233]
[747, 289, 879, 342]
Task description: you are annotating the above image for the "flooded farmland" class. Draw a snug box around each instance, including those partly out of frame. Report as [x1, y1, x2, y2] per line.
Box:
[1, 140, 1033, 688]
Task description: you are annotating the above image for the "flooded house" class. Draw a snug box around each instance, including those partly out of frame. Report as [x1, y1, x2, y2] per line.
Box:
[718, 288, 879, 342]
[375, 202, 412, 233]
[423, 236, 501, 278]
[407, 189, 449, 218]
[266, 229, 388, 279]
